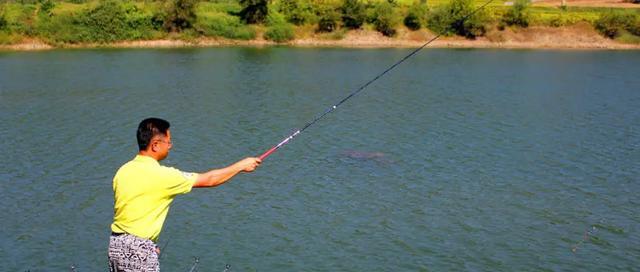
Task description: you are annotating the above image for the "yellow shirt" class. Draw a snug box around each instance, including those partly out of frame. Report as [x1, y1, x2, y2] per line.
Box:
[110, 155, 198, 242]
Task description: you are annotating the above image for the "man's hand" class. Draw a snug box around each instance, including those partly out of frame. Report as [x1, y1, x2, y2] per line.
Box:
[238, 157, 261, 172]
[193, 157, 262, 188]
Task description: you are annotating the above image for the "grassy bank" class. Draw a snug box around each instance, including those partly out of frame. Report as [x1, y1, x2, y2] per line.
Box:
[0, 0, 639, 48]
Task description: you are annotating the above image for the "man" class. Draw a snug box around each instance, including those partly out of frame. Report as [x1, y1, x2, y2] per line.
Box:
[108, 118, 261, 271]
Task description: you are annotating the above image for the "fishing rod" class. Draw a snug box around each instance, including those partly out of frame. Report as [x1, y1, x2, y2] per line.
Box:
[258, 0, 495, 161]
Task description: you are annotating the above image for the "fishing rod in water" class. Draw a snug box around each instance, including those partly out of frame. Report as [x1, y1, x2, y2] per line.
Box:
[258, 0, 496, 161]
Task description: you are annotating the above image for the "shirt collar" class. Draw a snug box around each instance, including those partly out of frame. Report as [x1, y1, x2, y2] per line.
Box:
[134, 154, 159, 165]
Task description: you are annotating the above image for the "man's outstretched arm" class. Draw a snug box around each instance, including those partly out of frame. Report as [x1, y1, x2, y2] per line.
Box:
[193, 157, 261, 188]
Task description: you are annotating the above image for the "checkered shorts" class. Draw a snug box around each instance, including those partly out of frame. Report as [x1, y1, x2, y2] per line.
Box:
[108, 233, 159, 272]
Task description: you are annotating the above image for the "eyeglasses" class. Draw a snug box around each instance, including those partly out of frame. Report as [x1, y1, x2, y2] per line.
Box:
[154, 139, 172, 146]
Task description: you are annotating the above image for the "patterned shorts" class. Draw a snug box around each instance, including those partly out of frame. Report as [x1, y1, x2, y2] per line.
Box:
[108, 233, 159, 272]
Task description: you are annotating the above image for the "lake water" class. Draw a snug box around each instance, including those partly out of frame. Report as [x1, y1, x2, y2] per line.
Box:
[1, 47, 639, 271]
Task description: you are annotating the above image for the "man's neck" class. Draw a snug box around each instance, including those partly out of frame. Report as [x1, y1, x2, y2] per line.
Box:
[138, 151, 160, 161]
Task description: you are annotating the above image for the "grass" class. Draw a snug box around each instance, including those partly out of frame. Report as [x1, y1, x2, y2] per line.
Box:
[623, 35, 640, 45]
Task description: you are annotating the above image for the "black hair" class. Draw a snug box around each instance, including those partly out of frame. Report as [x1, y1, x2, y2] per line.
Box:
[137, 118, 170, 151]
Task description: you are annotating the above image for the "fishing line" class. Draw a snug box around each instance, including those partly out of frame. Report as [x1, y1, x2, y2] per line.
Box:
[257, 0, 496, 161]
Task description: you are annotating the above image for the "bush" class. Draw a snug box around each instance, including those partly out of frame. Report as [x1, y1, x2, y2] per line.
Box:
[0, 31, 22, 44]
[240, 0, 268, 24]
[428, 0, 489, 38]
[0, 11, 6, 31]
[341, 0, 366, 29]
[37, 0, 156, 43]
[594, 10, 636, 38]
[502, 0, 530, 27]
[404, 1, 429, 31]
[2, 4, 37, 35]
[194, 13, 256, 40]
[316, 4, 340, 32]
[36, 14, 85, 43]
[37, 0, 55, 17]
[264, 10, 294, 42]
[278, 0, 315, 26]
[371, 1, 400, 37]
[163, 0, 198, 32]
[265, 23, 294, 42]
[630, 16, 640, 36]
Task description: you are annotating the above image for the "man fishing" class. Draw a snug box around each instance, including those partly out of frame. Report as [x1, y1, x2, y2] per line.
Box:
[108, 117, 261, 271]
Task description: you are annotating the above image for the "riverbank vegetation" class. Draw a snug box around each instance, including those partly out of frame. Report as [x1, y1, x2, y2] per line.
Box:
[0, 0, 639, 47]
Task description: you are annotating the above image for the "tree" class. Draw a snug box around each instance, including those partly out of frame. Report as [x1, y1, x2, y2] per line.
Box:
[316, 3, 340, 32]
[428, 0, 489, 38]
[404, 1, 429, 30]
[163, 0, 198, 32]
[279, 0, 315, 25]
[0, 10, 7, 31]
[341, 0, 365, 29]
[502, 0, 530, 28]
[372, 1, 399, 36]
[240, 0, 269, 24]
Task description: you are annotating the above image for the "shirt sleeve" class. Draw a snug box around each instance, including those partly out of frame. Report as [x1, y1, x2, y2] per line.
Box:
[160, 166, 199, 196]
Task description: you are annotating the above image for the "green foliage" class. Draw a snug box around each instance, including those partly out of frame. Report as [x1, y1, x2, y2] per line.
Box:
[37, 0, 157, 43]
[36, 13, 84, 43]
[594, 9, 636, 38]
[240, 0, 268, 24]
[341, 0, 366, 29]
[37, 0, 55, 16]
[630, 15, 640, 36]
[371, 1, 399, 37]
[404, 1, 429, 30]
[278, 0, 315, 26]
[264, 9, 294, 42]
[266, 9, 286, 25]
[163, 0, 198, 32]
[264, 24, 294, 42]
[316, 3, 340, 33]
[2, 4, 37, 35]
[0, 8, 7, 31]
[428, 0, 489, 38]
[0, 31, 17, 44]
[617, 31, 640, 44]
[502, 0, 530, 27]
[194, 12, 256, 40]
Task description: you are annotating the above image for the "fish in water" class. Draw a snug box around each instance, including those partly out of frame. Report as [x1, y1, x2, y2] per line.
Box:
[341, 150, 392, 164]
[342, 150, 386, 160]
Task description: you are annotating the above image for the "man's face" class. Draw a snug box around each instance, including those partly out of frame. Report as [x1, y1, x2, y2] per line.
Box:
[152, 130, 172, 161]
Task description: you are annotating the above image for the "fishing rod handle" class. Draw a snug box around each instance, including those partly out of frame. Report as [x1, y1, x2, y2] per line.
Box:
[259, 130, 301, 160]
[259, 146, 278, 160]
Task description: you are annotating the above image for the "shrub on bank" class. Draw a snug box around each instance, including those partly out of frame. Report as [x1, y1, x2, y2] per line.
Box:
[264, 11, 294, 42]
[371, 1, 400, 37]
[240, 0, 268, 24]
[501, 0, 531, 28]
[278, 0, 316, 26]
[78, 0, 156, 42]
[341, 0, 366, 29]
[594, 9, 637, 38]
[264, 23, 294, 42]
[315, 2, 340, 33]
[404, 1, 429, 31]
[37, 0, 157, 43]
[162, 0, 198, 32]
[428, 0, 490, 38]
[0, 10, 7, 31]
[194, 12, 255, 40]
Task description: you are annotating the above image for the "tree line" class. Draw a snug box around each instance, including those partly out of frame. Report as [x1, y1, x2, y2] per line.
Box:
[0, 0, 639, 45]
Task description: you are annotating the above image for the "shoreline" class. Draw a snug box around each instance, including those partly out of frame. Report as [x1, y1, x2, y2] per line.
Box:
[2, 26, 640, 51]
